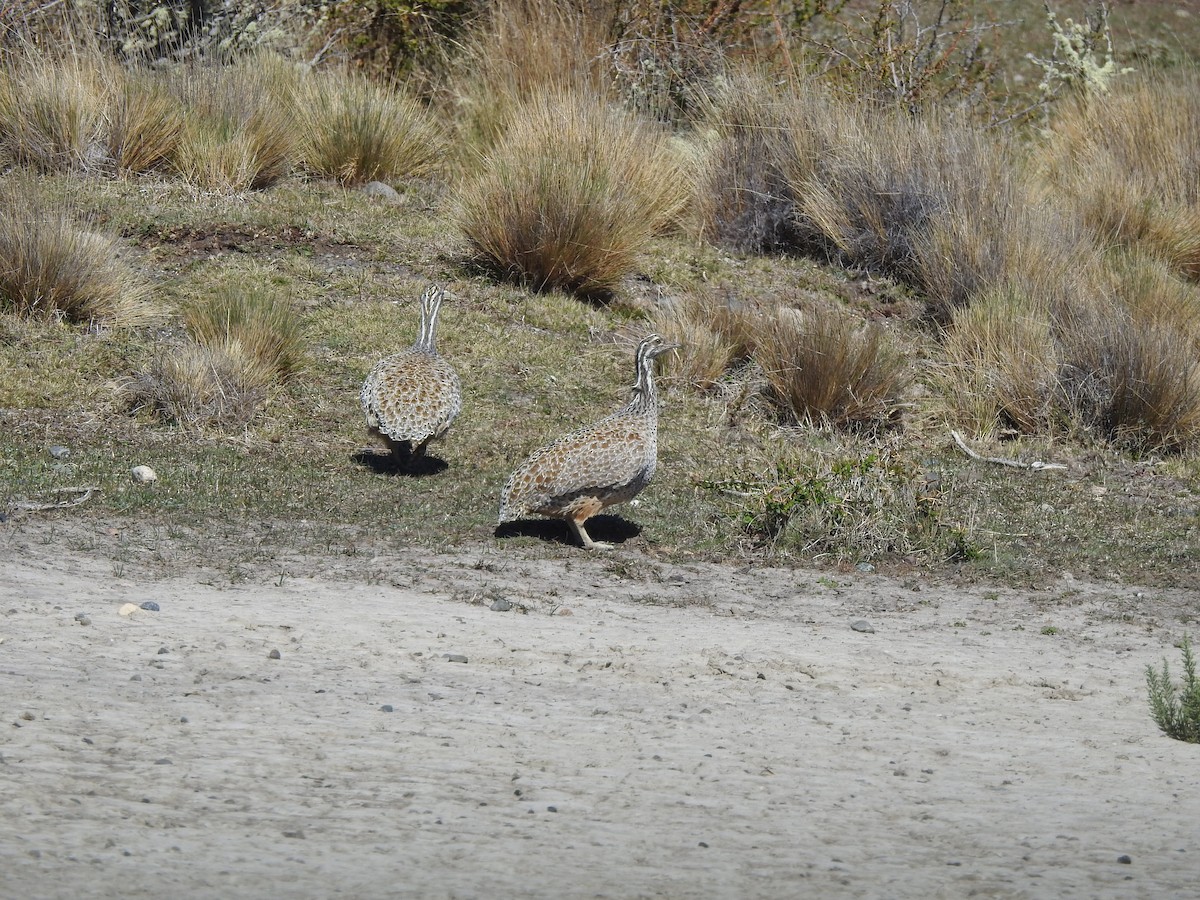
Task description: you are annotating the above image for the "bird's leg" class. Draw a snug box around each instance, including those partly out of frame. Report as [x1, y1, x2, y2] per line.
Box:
[569, 517, 613, 551]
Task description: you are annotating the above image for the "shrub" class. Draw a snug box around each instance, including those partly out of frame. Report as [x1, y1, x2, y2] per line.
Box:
[454, 90, 687, 299]
[1147, 635, 1200, 744]
[699, 443, 956, 563]
[755, 305, 909, 430]
[0, 178, 149, 324]
[296, 68, 443, 186]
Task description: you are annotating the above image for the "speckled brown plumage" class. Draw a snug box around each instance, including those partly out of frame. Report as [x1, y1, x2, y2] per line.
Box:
[360, 284, 461, 460]
[498, 334, 677, 549]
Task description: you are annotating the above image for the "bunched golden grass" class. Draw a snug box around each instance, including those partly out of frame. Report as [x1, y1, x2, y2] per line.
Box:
[454, 90, 688, 299]
[296, 69, 444, 186]
[0, 178, 150, 325]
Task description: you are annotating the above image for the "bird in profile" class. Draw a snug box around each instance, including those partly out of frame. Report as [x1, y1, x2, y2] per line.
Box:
[498, 333, 678, 550]
[359, 283, 462, 466]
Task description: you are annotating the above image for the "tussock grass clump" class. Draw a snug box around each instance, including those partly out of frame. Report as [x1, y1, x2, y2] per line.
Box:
[455, 91, 687, 299]
[296, 69, 443, 185]
[1147, 635, 1200, 744]
[127, 342, 275, 429]
[0, 51, 110, 172]
[1041, 72, 1200, 280]
[0, 179, 149, 324]
[756, 306, 909, 430]
[1056, 298, 1200, 453]
[453, 0, 612, 153]
[107, 70, 183, 174]
[654, 289, 762, 391]
[127, 279, 303, 428]
[183, 281, 305, 381]
[941, 285, 1061, 436]
[693, 67, 842, 254]
[167, 55, 298, 191]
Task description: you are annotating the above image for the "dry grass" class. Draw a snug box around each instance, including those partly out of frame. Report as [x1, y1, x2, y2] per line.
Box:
[940, 284, 1060, 437]
[124, 276, 303, 428]
[756, 305, 910, 430]
[454, 90, 688, 299]
[0, 49, 109, 172]
[451, 0, 613, 155]
[1040, 71, 1200, 280]
[0, 178, 149, 324]
[125, 341, 275, 429]
[654, 288, 762, 392]
[166, 54, 298, 192]
[182, 279, 305, 381]
[692, 67, 819, 253]
[107, 68, 183, 174]
[1056, 294, 1200, 453]
[296, 68, 444, 186]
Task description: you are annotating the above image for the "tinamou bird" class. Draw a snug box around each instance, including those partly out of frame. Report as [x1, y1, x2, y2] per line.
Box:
[498, 333, 678, 550]
[359, 283, 462, 464]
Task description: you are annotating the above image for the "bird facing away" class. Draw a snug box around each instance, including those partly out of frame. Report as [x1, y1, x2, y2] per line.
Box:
[359, 283, 462, 463]
[498, 333, 678, 550]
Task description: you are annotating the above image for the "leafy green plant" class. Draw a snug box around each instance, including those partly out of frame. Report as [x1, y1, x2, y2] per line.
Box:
[1147, 635, 1200, 743]
[700, 446, 952, 563]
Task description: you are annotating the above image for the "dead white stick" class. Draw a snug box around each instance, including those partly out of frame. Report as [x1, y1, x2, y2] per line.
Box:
[950, 431, 1067, 471]
[10, 486, 99, 512]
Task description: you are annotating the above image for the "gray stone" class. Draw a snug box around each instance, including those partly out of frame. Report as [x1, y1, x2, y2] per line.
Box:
[851, 619, 875, 634]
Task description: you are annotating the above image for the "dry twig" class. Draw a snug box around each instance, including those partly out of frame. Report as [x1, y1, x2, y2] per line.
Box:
[9, 486, 99, 512]
[950, 431, 1067, 471]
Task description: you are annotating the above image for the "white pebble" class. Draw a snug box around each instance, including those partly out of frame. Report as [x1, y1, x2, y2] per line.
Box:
[130, 465, 157, 484]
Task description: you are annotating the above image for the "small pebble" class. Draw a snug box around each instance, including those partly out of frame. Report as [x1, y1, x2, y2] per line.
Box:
[82, 737, 93, 745]
[268, 649, 281, 660]
[140, 601, 160, 612]
[74, 613, 91, 626]
[547, 806, 558, 813]
[157, 646, 169, 655]
[48, 445, 70, 460]
[443, 654, 468, 663]
[380, 704, 394, 713]
[118, 603, 139, 617]
[490, 598, 513, 612]
[130, 674, 142, 682]
[856, 562, 875, 573]
[851, 619, 876, 634]
[1118, 855, 1132, 865]
[154, 758, 172, 765]
[699, 842, 709, 848]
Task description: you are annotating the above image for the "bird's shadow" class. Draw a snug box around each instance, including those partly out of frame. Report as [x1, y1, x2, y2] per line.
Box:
[494, 514, 642, 548]
[351, 449, 449, 478]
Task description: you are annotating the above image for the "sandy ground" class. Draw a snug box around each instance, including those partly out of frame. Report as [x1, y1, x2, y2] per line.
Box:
[1, 519, 1198, 900]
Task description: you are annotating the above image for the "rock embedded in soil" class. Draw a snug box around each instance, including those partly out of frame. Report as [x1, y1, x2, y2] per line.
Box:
[851, 619, 876, 633]
[443, 654, 468, 663]
[130, 465, 157, 484]
[48, 445, 70, 460]
[139, 601, 160, 612]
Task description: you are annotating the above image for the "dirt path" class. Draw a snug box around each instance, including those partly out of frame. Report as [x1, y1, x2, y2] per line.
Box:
[1, 521, 1197, 898]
